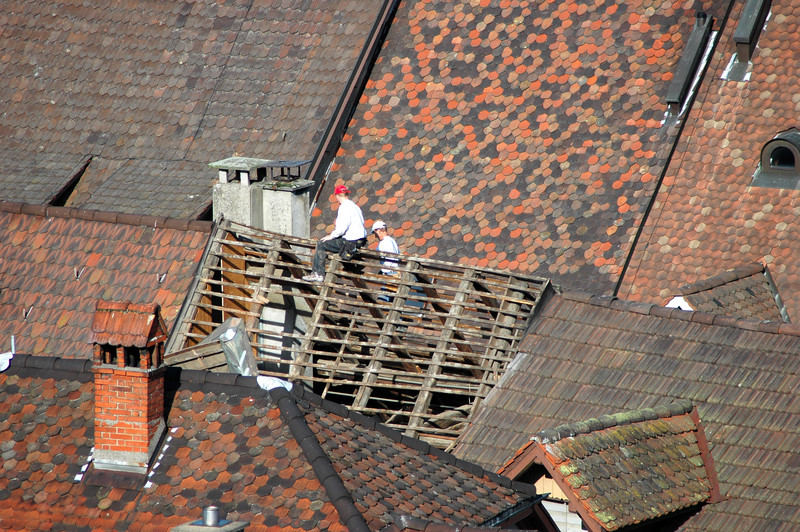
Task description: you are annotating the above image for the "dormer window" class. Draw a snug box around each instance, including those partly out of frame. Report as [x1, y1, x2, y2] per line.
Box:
[770, 146, 794, 169]
[752, 128, 800, 189]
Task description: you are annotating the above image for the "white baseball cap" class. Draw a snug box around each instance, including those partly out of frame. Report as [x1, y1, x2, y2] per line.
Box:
[372, 220, 387, 232]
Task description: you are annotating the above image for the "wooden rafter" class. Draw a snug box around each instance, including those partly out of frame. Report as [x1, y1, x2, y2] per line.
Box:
[166, 220, 550, 447]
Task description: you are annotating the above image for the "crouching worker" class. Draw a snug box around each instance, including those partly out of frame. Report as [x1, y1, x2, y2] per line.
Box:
[372, 220, 399, 275]
[303, 184, 367, 283]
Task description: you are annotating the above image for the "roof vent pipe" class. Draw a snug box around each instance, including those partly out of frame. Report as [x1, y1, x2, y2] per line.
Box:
[666, 11, 712, 113]
[734, 0, 771, 62]
[203, 506, 220, 527]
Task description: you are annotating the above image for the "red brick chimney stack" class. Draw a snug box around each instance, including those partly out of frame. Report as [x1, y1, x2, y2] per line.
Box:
[90, 301, 168, 474]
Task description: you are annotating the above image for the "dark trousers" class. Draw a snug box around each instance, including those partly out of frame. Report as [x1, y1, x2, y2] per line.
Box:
[312, 237, 345, 274]
[312, 237, 366, 274]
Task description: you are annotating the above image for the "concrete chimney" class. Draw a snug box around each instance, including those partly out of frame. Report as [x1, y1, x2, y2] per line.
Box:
[90, 301, 167, 474]
[210, 156, 313, 238]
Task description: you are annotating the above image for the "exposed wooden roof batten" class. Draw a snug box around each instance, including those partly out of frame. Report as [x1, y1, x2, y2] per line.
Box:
[166, 220, 550, 448]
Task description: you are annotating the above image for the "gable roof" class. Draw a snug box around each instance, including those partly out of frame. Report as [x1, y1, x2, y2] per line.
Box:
[677, 262, 788, 322]
[0, 354, 541, 530]
[619, 0, 800, 319]
[0, 202, 210, 358]
[314, 0, 726, 294]
[0, 0, 386, 218]
[453, 291, 800, 531]
[89, 300, 167, 348]
[499, 400, 722, 532]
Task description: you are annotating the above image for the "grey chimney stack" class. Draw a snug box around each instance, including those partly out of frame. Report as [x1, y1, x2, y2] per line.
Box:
[210, 157, 313, 238]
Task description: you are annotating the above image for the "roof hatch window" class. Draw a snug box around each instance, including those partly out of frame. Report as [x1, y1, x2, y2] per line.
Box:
[769, 147, 794, 169]
[752, 128, 800, 189]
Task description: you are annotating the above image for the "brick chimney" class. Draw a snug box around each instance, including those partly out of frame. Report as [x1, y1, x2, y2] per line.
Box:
[90, 301, 168, 474]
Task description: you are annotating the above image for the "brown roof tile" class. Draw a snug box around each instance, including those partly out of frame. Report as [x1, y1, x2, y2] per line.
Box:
[453, 291, 800, 530]
[0, 204, 210, 358]
[500, 401, 721, 531]
[676, 262, 788, 322]
[619, 0, 800, 320]
[0, 0, 384, 218]
[0, 356, 543, 530]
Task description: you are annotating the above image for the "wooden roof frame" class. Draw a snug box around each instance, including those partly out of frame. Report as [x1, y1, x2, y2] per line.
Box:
[167, 220, 551, 447]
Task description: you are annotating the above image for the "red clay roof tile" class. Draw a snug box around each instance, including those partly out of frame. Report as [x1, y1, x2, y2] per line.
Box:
[619, 0, 800, 322]
[315, 0, 725, 293]
[0, 206, 209, 358]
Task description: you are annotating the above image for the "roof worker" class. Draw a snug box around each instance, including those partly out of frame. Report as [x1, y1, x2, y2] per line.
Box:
[371, 220, 399, 276]
[303, 184, 367, 283]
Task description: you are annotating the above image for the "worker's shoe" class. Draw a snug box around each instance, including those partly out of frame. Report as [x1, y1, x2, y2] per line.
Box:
[302, 272, 324, 283]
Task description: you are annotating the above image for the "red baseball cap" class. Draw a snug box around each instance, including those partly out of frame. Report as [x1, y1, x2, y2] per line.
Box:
[334, 184, 350, 195]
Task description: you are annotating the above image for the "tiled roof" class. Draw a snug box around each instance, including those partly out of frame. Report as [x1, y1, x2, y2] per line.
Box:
[314, 0, 725, 294]
[619, 0, 800, 319]
[499, 401, 721, 531]
[0, 355, 540, 531]
[89, 301, 166, 348]
[677, 262, 788, 322]
[0, 202, 210, 358]
[453, 291, 800, 531]
[0, 0, 384, 218]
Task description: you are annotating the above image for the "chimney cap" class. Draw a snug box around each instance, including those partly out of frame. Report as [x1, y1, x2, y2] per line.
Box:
[209, 157, 311, 171]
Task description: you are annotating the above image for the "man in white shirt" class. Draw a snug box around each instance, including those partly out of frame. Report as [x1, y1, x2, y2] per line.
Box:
[371, 220, 399, 275]
[303, 184, 367, 282]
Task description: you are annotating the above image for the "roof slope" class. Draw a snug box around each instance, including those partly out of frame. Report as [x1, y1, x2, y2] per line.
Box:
[0, 0, 384, 217]
[314, 0, 724, 294]
[0, 355, 539, 531]
[453, 291, 800, 531]
[678, 262, 788, 322]
[619, 0, 800, 319]
[0, 203, 210, 358]
[500, 401, 721, 531]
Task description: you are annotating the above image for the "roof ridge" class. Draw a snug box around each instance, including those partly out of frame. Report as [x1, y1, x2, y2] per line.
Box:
[0, 201, 213, 232]
[560, 290, 800, 336]
[3, 353, 94, 382]
[679, 262, 765, 295]
[290, 383, 538, 497]
[268, 386, 370, 532]
[533, 400, 694, 445]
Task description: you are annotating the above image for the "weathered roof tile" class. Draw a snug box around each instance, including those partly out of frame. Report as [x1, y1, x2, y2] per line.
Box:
[454, 291, 800, 530]
[0, 204, 210, 358]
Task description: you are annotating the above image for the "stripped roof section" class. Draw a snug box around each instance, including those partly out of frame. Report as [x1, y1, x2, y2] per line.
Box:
[166, 219, 549, 448]
[0, 0, 384, 217]
[500, 401, 721, 531]
[452, 291, 800, 530]
[0, 355, 541, 530]
[0, 202, 210, 358]
[678, 262, 788, 322]
[315, 0, 724, 294]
